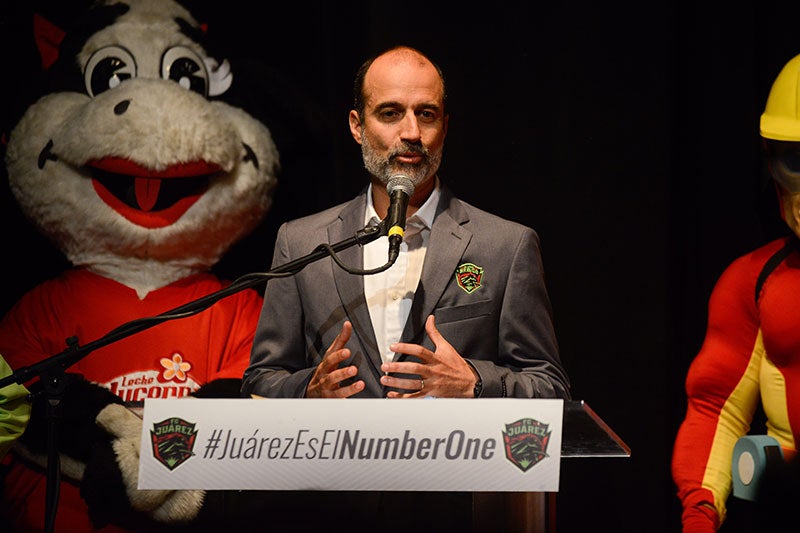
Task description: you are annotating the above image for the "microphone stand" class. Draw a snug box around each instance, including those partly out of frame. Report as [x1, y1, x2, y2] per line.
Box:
[0, 223, 388, 533]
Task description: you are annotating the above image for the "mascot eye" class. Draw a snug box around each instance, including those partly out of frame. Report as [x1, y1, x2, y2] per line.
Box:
[161, 46, 209, 96]
[84, 46, 137, 97]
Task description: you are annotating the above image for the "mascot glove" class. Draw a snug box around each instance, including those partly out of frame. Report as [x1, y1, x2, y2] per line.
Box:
[680, 504, 720, 533]
[95, 403, 205, 522]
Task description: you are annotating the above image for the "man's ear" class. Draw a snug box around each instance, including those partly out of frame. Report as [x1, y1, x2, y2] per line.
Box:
[348, 110, 363, 144]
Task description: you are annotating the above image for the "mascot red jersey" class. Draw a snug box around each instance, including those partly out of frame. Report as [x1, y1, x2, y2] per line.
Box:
[672, 53, 800, 532]
[0, 0, 281, 531]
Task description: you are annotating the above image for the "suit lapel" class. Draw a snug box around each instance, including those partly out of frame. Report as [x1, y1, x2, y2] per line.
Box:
[331, 185, 472, 370]
[403, 187, 471, 344]
[329, 191, 383, 373]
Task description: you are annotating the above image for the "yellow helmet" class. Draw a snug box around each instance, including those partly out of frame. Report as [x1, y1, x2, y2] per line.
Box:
[761, 54, 800, 141]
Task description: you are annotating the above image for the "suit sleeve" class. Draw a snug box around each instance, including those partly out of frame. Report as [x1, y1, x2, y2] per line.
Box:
[241, 222, 316, 398]
[469, 227, 571, 399]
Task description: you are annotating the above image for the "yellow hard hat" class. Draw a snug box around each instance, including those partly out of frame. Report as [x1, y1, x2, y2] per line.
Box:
[761, 54, 800, 141]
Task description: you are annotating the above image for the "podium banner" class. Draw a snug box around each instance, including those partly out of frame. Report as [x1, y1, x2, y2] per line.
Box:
[138, 398, 563, 492]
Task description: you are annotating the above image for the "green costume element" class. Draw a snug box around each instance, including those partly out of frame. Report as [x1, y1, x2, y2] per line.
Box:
[0, 356, 30, 458]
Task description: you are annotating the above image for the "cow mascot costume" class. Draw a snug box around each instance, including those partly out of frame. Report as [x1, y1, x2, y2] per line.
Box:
[0, 0, 288, 530]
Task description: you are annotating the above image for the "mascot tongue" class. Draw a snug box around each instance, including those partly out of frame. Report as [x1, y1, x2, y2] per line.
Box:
[135, 177, 161, 211]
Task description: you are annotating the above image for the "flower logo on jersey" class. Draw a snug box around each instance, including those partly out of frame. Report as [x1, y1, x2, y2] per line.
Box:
[161, 353, 191, 381]
[455, 262, 483, 294]
[502, 418, 551, 472]
[150, 417, 198, 471]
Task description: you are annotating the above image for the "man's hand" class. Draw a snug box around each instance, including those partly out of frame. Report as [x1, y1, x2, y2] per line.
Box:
[380, 314, 479, 398]
[305, 321, 365, 398]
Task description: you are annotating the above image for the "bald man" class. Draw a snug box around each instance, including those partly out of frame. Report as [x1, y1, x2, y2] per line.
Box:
[241, 43, 571, 533]
[243, 45, 570, 402]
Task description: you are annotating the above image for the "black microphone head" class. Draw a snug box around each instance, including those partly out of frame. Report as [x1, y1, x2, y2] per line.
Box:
[386, 174, 415, 197]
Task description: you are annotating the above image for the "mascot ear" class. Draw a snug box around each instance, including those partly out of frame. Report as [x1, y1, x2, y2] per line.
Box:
[33, 13, 66, 70]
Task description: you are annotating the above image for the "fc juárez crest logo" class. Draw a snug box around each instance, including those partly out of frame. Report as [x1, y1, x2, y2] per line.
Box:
[150, 417, 198, 471]
[455, 262, 483, 294]
[502, 417, 551, 472]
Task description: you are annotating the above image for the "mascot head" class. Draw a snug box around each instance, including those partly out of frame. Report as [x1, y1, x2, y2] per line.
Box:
[761, 52, 800, 240]
[4, 0, 280, 295]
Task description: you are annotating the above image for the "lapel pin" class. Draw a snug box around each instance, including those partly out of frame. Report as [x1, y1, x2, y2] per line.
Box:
[455, 262, 483, 294]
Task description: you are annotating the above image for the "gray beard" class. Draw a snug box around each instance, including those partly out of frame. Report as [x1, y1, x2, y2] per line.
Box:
[361, 135, 443, 188]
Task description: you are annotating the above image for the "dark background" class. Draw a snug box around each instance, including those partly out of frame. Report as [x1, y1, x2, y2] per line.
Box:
[2, 1, 799, 532]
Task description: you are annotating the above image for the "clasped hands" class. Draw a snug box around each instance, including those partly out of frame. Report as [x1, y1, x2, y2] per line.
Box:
[305, 314, 479, 399]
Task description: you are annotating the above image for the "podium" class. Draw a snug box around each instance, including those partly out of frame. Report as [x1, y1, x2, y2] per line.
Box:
[137, 398, 628, 532]
[472, 400, 630, 533]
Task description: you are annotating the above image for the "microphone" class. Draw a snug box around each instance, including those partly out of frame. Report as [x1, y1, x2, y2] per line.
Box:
[385, 174, 415, 263]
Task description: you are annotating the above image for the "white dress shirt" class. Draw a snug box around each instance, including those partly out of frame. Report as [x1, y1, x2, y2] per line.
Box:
[363, 179, 440, 364]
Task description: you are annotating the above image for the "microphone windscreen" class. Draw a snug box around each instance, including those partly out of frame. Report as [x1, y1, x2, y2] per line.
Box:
[386, 175, 414, 197]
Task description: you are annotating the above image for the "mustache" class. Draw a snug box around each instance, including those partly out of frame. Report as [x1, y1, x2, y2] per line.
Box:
[389, 142, 428, 159]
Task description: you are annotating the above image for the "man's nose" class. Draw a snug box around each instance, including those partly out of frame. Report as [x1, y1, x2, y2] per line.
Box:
[399, 114, 421, 141]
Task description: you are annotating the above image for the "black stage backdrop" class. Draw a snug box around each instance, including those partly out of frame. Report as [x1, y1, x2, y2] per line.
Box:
[2, 1, 799, 532]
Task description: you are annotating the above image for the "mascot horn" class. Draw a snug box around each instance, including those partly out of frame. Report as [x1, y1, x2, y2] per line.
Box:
[0, 0, 293, 530]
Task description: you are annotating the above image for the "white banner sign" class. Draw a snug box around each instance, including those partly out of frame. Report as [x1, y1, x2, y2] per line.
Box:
[138, 398, 563, 492]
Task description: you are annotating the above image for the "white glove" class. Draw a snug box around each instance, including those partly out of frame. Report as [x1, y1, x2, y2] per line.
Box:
[95, 403, 205, 522]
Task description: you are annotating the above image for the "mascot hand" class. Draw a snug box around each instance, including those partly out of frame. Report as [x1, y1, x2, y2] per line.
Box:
[81, 403, 204, 527]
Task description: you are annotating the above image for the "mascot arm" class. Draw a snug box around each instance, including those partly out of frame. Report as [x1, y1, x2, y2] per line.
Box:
[81, 403, 204, 529]
[18, 372, 124, 465]
[18, 372, 218, 528]
[672, 258, 763, 532]
[81, 377, 242, 528]
[81, 376, 242, 528]
[0, 356, 32, 458]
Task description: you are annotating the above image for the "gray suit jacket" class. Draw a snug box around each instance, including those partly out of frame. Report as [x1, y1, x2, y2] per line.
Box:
[242, 183, 571, 399]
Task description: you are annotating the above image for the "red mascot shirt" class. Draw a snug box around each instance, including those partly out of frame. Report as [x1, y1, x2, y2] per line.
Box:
[672, 235, 800, 532]
[0, 268, 263, 532]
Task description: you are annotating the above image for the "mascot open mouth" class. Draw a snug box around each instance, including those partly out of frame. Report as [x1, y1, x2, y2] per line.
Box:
[88, 157, 220, 228]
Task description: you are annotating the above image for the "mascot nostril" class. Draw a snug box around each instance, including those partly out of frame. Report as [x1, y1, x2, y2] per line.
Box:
[242, 142, 259, 169]
[37, 139, 58, 169]
[0, 0, 324, 530]
[113, 100, 130, 115]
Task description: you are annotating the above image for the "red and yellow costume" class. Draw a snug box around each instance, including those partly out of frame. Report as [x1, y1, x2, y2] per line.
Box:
[672, 235, 800, 531]
[673, 51, 800, 531]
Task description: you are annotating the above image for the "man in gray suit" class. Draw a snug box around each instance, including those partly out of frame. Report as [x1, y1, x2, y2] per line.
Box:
[241, 45, 570, 402]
